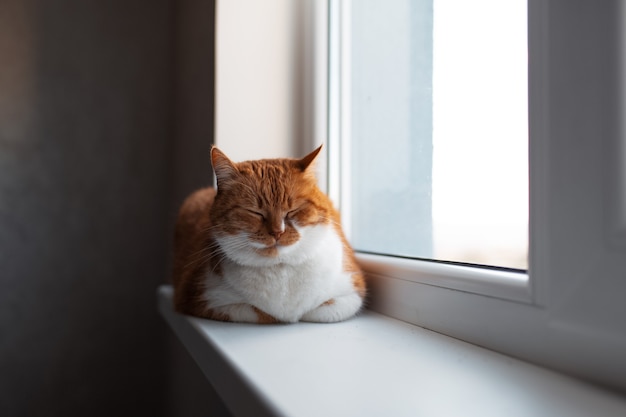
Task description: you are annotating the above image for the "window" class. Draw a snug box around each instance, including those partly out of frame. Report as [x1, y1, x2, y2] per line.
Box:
[337, 0, 528, 271]
[328, 0, 530, 302]
[327, 0, 626, 391]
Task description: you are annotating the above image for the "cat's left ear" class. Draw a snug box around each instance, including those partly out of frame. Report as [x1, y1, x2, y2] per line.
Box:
[211, 146, 238, 184]
[297, 144, 323, 173]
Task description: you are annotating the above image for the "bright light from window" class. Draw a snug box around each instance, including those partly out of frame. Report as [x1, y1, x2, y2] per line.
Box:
[432, 0, 528, 269]
[346, 0, 528, 270]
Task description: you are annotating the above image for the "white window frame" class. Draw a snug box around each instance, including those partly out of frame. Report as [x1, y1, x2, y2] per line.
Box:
[324, 0, 626, 391]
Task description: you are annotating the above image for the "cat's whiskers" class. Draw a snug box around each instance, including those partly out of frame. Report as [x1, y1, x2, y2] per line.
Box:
[197, 224, 221, 235]
[184, 249, 219, 269]
[216, 235, 259, 256]
[318, 215, 342, 229]
[183, 237, 238, 270]
[207, 251, 227, 275]
[190, 239, 219, 254]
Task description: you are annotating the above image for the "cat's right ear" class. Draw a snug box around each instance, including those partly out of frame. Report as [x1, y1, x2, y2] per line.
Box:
[211, 147, 238, 185]
[297, 144, 323, 172]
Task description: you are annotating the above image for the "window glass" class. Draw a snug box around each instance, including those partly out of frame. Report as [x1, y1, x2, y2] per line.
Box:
[348, 0, 528, 270]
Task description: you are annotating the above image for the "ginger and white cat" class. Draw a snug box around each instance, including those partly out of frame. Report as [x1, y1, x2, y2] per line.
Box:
[172, 145, 366, 323]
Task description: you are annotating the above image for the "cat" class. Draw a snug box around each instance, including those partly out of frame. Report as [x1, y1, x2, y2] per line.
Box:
[172, 145, 366, 323]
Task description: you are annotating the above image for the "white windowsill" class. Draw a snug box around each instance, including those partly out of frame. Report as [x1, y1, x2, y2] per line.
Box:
[158, 285, 626, 417]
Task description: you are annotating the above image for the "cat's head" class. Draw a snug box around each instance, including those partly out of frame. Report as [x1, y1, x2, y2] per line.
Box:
[209, 146, 333, 266]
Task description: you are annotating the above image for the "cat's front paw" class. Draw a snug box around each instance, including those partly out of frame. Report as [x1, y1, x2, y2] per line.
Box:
[209, 303, 280, 324]
[300, 293, 363, 323]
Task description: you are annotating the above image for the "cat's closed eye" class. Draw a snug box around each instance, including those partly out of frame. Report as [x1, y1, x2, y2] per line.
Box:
[246, 209, 265, 219]
[235, 207, 265, 221]
[287, 201, 316, 221]
[286, 208, 301, 219]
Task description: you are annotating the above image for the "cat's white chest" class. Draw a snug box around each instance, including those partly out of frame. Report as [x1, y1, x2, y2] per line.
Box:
[214, 224, 353, 322]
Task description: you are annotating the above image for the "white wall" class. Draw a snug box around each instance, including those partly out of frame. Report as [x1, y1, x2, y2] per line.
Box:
[214, 0, 327, 163]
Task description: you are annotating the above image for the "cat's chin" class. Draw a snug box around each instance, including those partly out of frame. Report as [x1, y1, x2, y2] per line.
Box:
[253, 242, 303, 264]
[231, 249, 300, 268]
[216, 236, 301, 267]
[254, 245, 280, 258]
[217, 225, 332, 267]
[246, 240, 290, 257]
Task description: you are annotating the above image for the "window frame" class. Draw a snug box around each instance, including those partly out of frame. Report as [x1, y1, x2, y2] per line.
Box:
[324, 0, 626, 391]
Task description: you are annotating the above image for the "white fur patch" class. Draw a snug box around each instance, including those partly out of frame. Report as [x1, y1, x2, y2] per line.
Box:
[212, 303, 258, 323]
[204, 223, 362, 323]
[300, 293, 363, 323]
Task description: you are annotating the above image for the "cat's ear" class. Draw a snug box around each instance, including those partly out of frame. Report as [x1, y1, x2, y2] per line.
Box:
[211, 147, 238, 184]
[297, 145, 323, 172]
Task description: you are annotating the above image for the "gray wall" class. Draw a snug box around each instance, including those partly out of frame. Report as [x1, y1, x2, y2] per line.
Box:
[0, 0, 222, 415]
[168, 1, 232, 416]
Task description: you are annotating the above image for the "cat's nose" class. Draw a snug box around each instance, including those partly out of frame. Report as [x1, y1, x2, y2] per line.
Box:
[269, 217, 285, 241]
[271, 230, 284, 240]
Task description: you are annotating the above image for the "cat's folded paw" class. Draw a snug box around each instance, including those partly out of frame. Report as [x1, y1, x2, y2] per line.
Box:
[209, 303, 280, 324]
[300, 293, 363, 323]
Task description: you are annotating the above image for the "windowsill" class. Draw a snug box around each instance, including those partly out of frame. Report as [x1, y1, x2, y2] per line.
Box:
[158, 285, 626, 417]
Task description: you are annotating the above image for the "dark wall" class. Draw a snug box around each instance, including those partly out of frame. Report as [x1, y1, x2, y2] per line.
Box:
[168, 1, 232, 416]
[0, 0, 219, 415]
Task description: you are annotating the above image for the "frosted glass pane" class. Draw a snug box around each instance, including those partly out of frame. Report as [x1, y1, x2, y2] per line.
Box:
[349, 0, 528, 270]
